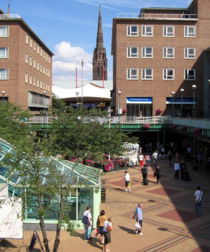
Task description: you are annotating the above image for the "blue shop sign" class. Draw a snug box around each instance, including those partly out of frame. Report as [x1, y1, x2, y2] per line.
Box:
[126, 97, 152, 104]
[166, 97, 195, 104]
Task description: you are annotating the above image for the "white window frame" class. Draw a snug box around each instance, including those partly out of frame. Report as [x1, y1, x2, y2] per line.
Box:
[30, 56, 33, 66]
[25, 72, 28, 83]
[29, 74, 32, 85]
[127, 47, 138, 58]
[37, 79, 39, 87]
[184, 26, 196, 37]
[184, 69, 196, 80]
[142, 25, 153, 37]
[33, 77, 36, 86]
[25, 54, 28, 63]
[127, 25, 138, 37]
[33, 60, 36, 68]
[163, 26, 175, 37]
[163, 68, 175, 80]
[25, 34, 29, 44]
[34, 42, 36, 51]
[127, 68, 138, 80]
[141, 68, 153, 80]
[30, 39, 33, 48]
[142, 47, 153, 58]
[40, 81, 42, 88]
[184, 48, 196, 59]
[37, 45, 39, 54]
[0, 69, 8, 80]
[37, 62, 39, 71]
[0, 47, 8, 58]
[163, 47, 175, 58]
[0, 26, 9, 37]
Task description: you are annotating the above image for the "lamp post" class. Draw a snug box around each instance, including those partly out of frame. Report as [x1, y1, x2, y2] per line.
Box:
[180, 88, 184, 117]
[43, 90, 47, 123]
[75, 91, 79, 105]
[81, 59, 84, 107]
[192, 84, 197, 118]
[170, 91, 175, 116]
[1, 90, 6, 102]
[117, 90, 122, 123]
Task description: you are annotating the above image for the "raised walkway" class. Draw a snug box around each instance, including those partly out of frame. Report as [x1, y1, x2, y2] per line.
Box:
[2, 159, 210, 251]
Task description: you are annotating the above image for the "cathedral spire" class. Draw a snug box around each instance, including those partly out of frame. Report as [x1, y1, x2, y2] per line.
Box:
[96, 4, 103, 49]
[93, 5, 107, 81]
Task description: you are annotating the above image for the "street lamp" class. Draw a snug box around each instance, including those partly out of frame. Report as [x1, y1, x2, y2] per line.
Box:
[117, 90, 122, 123]
[75, 91, 79, 105]
[1, 90, 6, 102]
[81, 59, 84, 107]
[180, 88, 184, 117]
[170, 91, 175, 116]
[43, 90, 47, 123]
[192, 84, 197, 118]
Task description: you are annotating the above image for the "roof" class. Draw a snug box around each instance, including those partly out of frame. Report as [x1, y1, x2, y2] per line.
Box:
[52, 82, 111, 100]
[0, 14, 53, 56]
[0, 138, 102, 196]
[141, 7, 188, 12]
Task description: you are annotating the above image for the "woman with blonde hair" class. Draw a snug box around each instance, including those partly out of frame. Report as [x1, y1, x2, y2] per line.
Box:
[103, 217, 112, 252]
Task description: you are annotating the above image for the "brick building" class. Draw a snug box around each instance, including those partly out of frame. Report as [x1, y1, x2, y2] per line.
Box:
[0, 10, 53, 113]
[111, 0, 210, 117]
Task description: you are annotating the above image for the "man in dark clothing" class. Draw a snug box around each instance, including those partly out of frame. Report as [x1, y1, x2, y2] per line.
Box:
[154, 165, 160, 184]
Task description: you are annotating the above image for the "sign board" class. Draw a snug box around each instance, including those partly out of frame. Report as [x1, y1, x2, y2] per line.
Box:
[0, 197, 23, 239]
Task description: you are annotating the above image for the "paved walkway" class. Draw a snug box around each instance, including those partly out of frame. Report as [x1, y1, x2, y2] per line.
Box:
[1, 160, 210, 252]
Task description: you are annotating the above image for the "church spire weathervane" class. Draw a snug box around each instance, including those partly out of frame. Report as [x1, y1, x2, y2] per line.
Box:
[92, 5, 107, 81]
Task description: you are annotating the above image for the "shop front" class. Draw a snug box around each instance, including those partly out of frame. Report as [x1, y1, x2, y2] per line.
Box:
[166, 97, 195, 116]
[126, 97, 153, 117]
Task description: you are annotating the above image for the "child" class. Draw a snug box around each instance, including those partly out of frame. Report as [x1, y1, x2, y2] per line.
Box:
[124, 171, 131, 192]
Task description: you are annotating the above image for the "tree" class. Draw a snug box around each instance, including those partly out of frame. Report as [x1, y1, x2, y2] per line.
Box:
[0, 103, 130, 252]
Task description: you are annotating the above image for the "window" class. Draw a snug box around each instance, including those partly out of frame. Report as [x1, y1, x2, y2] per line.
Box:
[25, 72, 28, 83]
[184, 69, 196, 80]
[163, 47, 175, 58]
[163, 26, 174, 37]
[127, 68, 138, 80]
[142, 47, 153, 58]
[37, 62, 39, 71]
[33, 77, 36, 86]
[37, 45, 39, 54]
[184, 48, 196, 59]
[25, 54, 28, 63]
[0, 26, 9, 37]
[40, 64, 42, 72]
[184, 26, 196, 37]
[142, 68, 153, 80]
[0, 48, 8, 58]
[30, 56, 33, 66]
[33, 60, 36, 68]
[30, 39, 32, 48]
[127, 25, 138, 36]
[29, 74, 32, 85]
[40, 81, 42, 88]
[34, 42, 36, 51]
[40, 48, 43, 56]
[163, 69, 174, 80]
[142, 26, 153, 37]
[43, 66, 45, 74]
[127, 47, 138, 58]
[25, 34, 29, 44]
[43, 52, 45, 59]
[37, 79, 39, 87]
[0, 69, 8, 80]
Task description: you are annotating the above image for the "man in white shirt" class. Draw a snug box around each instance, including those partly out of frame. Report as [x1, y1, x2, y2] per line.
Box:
[194, 186, 203, 214]
[83, 206, 92, 240]
[124, 171, 131, 192]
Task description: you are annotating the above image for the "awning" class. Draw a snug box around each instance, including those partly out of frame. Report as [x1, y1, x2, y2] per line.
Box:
[126, 97, 152, 104]
[166, 97, 196, 104]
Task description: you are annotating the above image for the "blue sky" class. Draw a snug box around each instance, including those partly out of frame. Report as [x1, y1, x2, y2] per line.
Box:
[1, 0, 192, 84]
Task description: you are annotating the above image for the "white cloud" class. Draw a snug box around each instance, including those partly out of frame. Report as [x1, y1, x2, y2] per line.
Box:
[53, 41, 93, 81]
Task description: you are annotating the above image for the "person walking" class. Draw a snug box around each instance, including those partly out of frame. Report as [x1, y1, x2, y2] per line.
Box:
[124, 171, 131, 192]
[174, 161, 180, 179]
[154, 165, 160, 184]
[194, 186, 203, 214]
[96, 210, 107, 244]
[139, 153, 144, 168]
[133, 203, 143, 236]
[145, 153, 151, 167]
[82, 206, 92, 240]
[142, 165, 148, 185]
[103, 217, 112, 252]
[167, 150, 172, 168]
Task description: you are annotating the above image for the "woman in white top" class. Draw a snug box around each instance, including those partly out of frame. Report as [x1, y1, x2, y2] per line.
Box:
[194, 186, 203, 214]
[124, 171, 131, 192]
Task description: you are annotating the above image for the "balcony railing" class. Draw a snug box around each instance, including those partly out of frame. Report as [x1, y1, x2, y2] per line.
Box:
[0, 14, 21, 19]
[117, 13, 198, 20]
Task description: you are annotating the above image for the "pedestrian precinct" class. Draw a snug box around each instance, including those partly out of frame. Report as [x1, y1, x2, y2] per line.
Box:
[82, 206, 92, 240]
[96, 210, 107, 244]
[154, 165, 160, 184]
[103, 217, 112, 252]
[124, 171, 131, 192]
[194, 186, 203, 214]
[133, 203, 143, 236]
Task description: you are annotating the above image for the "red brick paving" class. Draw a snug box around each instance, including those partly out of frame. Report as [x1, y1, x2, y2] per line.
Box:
[158, 209, 201, 222]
